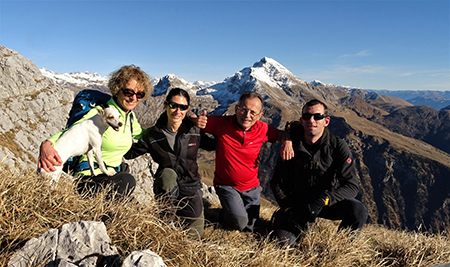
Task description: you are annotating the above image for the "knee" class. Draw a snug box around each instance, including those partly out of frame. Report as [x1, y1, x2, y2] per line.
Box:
[123, 173, 136, 188]
[346, 200, 369, 231]
[273, 208, 306, 233]
[157, 168, 178, 181]
[154, 168, 178, 195]
[354, 202, 369, 223]
[225, 212, 248, 231]
[116, 173, 136, 196]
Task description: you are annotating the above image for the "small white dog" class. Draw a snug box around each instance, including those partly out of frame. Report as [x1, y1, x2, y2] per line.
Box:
[42, 106, 123, 185]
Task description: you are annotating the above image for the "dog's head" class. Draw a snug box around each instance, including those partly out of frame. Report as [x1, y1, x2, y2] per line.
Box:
[99, 107, 123, 131]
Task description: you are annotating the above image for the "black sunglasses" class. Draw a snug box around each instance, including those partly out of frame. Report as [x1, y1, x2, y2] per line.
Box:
[302, 113, 328, 121]
[121, 88, 145, 99]
[166, 101, 189, 111]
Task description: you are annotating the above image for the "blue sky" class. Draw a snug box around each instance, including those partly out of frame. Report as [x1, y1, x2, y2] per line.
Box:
[1, 0, 449, 91]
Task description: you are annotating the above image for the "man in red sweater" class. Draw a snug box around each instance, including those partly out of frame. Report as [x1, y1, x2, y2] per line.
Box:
[199, 91, 293, 232]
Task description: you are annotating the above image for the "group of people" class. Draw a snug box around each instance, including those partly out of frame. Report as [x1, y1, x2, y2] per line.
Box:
[38, 65, 368, 245]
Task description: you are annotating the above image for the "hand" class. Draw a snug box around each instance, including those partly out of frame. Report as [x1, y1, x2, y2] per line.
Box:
[37, 140, 63, 172]
[308, 197, 326, 218]
[189, 110, 207, 129]
[289, 204, 314, 228]
[280, 140, 294, 160]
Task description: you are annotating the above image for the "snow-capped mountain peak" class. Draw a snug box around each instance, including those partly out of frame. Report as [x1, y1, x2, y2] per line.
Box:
[195, 57, 312, 115]
[310, 79, 361, 90]
[40, 68, 109, 90]
[193, 80, 217, 88]
[252, 57, 294, 77]
[249, 57, 307, 89]
[311, 80, 326, 86]
[153, 74, 209, 97]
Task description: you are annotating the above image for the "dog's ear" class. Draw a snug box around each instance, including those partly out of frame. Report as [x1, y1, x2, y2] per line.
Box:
[97, 107, 105, 116]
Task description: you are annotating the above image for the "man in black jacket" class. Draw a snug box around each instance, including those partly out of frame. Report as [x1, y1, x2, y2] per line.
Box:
[270, 99, 368, 247]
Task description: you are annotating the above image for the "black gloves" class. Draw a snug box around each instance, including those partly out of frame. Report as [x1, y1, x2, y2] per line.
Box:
[308, 198, 325, 218]
[308, 194, 330, 218]
[277, 195, 330, 225]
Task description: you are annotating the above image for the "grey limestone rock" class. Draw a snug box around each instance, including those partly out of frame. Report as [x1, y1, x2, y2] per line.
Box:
[8, 229, 58, 267]
[8, 221, 120, 267]
[0, 46, 54, 100]
[201, 183, 220, 205]
[122, 250, 167, 267]
[8, 221, 167, 267]
[56, 221, 120, 265]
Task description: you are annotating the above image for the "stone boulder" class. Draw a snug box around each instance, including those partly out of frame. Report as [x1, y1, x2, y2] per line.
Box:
[8, 221, 166, 267]
[122, 250, 166, 267]
[201, 183, 220, 205]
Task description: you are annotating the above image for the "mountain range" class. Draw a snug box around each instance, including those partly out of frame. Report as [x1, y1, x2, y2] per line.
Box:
[41, 63, 450, 112]
[2, 45, 450, 233]
[369, 89, 450, 110]
[310, 80, 450, 111]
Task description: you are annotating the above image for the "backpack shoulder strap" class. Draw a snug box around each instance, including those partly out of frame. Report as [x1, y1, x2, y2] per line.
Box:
[129, 112, 134, 135]
[330, 133, 338, 151]
[285, 120, 303, 145]
[66, 89, 111, 128]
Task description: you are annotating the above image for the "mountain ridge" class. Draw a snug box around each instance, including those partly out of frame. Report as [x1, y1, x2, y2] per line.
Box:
[39, 57, 449, 111]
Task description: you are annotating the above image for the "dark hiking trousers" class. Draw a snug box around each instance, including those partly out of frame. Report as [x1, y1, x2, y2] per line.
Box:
[273, 198, 368, 247]
[77, 171, 136, 199]
[154, 168, 205, 237]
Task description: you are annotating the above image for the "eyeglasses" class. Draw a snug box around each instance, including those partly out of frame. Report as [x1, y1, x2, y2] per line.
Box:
[302, 113, 328, 121]
[121, 88, 145, 99]
[237, 106, 261, 117]
[166, 101, 189, 111]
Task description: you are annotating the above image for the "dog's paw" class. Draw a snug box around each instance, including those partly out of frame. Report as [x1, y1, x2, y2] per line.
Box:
[104, 170, 116, 176]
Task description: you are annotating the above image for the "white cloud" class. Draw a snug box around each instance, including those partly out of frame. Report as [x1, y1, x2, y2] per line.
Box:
[338, 50, 371, 59]
[335, 64, 384, 74]
[398, 68, 450, 78]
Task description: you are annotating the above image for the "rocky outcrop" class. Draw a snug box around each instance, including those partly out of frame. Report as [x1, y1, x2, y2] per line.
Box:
[0, 60, 73, 168]
[0, 46, 54, 100]
[8, 221, 166, 267]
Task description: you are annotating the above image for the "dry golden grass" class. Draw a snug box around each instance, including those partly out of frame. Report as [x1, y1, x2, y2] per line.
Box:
[1, 166, 450, 267]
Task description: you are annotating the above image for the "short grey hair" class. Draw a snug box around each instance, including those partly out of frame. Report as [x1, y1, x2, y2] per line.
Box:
[237, 91, 264, 112]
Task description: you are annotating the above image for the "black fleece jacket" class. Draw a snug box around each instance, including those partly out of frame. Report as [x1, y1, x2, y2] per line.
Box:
[270, 125, 359, 208]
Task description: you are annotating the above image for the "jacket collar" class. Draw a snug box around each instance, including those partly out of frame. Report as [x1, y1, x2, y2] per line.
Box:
[232, 114, 257, 132]
[108, 98, 134, 120]
[297, 127, 330, 151]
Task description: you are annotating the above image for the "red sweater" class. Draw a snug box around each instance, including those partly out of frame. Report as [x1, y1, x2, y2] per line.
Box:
[205, 115, 279, 191]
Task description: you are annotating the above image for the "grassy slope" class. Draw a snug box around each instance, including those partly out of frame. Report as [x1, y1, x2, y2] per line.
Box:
[1, 167, 450, 267]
